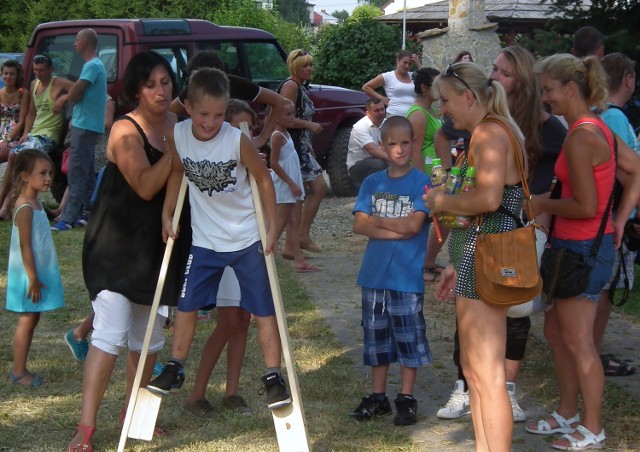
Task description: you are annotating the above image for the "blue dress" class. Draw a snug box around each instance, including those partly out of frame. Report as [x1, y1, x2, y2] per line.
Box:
[6, 203, 64, 312]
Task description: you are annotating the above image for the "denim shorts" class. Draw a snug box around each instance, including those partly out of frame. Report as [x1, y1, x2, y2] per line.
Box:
[361, 288, 432, 368]
[178, 242, 274, 316]
[550, 233, 615, 302]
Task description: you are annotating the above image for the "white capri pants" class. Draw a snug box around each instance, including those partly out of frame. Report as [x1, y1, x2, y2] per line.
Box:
[91, 290, 167, 355]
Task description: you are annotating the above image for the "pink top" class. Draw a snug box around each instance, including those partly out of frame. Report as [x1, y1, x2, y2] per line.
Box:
[553, 116, 615, 240]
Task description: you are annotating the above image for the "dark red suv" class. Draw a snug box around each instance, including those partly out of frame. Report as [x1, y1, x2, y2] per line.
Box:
[23, 19, 366, 196]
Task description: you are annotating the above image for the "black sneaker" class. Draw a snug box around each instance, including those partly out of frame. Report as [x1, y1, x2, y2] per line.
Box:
[259, 372, 292, 409]
[349, 394, 392, 421]
[393, 394, 418, 426]
[147, 361, 185, 395]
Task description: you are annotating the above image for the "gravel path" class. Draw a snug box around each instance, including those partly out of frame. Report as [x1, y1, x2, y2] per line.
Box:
[294, 193, 640, 451]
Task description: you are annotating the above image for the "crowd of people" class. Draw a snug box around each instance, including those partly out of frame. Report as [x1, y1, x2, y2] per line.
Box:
[1, 23, 640, 452]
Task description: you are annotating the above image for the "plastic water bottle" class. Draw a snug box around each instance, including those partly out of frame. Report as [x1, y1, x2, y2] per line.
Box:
[442, 167, 463, 227]
[430, 158, 447, 190]
[452, 166, 476, 229]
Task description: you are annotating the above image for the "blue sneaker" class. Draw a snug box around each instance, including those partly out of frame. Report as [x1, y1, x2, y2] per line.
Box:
[74, 214, 89, 227]
[152, 362, 165, 378]
[51, 221, 73, 231]
[64, 329, 89, 362]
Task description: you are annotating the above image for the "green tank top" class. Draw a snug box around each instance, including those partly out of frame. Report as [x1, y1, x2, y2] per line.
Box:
[31, 76, 65, 143]
[406, 104, 442, 174]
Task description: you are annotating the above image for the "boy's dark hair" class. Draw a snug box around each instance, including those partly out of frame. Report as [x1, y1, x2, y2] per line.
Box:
[573, 26, 604, 57]
[381, 116, 414, 141]
[123, 51, 178, 106]
[225, 98, 257, 124]
[187, 68, 229, 104]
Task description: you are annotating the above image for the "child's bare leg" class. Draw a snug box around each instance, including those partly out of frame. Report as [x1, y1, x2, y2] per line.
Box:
[400, 366, 417, 395]
[225, 308, 251, 397]
[283, 202, 302, 257]
[12, 312, 40, 380]
[188, 307, 244, 402]
[371, 364, 390, 394]
[170, 310, 199, 359]
[254, 314, 281, 368]
[74, 312, 95, 341]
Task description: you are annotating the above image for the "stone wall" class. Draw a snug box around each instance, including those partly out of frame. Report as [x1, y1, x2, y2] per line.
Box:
[417, 0, 502, 74]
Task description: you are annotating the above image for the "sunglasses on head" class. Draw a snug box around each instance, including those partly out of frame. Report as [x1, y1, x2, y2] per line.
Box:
[292, 50, 309, 62]
[444, 64, 475, 98]
[33, 55, 52, 65]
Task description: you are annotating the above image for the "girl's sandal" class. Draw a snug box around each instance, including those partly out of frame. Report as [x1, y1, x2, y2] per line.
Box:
[551, 425, 606, 451]
[9, 369, 42, 387]
[525, 411, 581, 435]
[68, 424, 95, 452]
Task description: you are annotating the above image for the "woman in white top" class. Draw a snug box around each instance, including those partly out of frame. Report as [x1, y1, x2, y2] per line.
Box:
[362, 50, 420, 117]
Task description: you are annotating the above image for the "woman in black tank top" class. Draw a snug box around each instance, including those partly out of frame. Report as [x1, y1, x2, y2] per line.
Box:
[69, 51, 185, 452]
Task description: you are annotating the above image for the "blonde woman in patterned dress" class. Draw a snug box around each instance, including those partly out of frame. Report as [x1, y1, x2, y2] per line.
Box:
[425, 62, 528, 452]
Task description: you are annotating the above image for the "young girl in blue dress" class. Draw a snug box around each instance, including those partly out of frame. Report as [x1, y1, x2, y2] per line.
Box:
[6, 148, 64, 387]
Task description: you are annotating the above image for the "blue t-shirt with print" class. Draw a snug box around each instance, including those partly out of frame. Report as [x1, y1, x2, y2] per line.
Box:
[353, 167, 430, 294]
[72, 57, 107, 133]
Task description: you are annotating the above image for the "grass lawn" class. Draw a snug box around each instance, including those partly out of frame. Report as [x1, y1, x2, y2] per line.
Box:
[0, 216, 414, 451]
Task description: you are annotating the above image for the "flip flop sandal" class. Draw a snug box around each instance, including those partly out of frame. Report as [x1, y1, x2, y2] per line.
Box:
[602, 355, 636, 376]
[526, 411, 581, 435]
[552, 425, 606, 451]
[68, 424, 95, 452]
[296, 264, 321, 273]
[9, 369, 42, 387]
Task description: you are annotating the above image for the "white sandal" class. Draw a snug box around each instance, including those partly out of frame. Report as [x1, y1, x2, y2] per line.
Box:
[525, 410, 581, 435]
[552, 424, 605, 450]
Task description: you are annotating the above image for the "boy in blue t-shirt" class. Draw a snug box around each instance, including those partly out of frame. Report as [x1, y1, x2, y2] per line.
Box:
[350, 116, 432, 426]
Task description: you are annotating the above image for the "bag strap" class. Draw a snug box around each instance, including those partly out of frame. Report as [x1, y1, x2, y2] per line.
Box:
[609, 248, 630, 307]
[547, 120, 617, 257]
[475, 115, 534, 229]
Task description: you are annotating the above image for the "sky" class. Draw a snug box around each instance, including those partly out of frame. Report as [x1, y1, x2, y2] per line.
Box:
[310, 0, 361, 15]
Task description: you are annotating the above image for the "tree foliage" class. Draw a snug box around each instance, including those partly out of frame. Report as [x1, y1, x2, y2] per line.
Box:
[359, 0, 388, 9]
[0, 0, 308, 53]
[530, 0, 640, 60]
[274, 0, 310, 24]
[313, 18, 401, 90]
[331, 10, 350, 25]
[348, 5, 384, 23]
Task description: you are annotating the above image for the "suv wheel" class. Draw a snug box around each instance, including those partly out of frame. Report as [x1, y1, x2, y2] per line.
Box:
[327, 126, 356, 197]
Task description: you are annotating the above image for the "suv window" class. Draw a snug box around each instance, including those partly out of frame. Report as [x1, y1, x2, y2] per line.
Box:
[196, 41, 289, 90]
[150, 46, 188, 92]
[35, 34, 118, 82]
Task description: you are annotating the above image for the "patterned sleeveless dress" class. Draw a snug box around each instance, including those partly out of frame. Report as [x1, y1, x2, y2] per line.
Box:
[0, 100, 20, 149]
[448, 148, 525, 300]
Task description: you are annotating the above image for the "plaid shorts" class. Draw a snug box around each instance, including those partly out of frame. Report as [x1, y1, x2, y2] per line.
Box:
[361, 288, 432, 368]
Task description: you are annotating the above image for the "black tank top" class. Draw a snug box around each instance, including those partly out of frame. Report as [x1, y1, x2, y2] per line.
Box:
[82, 115, 188, 306]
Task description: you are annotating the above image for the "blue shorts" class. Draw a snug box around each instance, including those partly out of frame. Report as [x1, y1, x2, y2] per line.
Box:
[361, 288, 432, 368]
[551, 233, 615, 302]
[179, 242, 275, 317]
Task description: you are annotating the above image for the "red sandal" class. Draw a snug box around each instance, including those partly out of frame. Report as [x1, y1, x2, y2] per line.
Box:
[68, 424, 95, 452]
